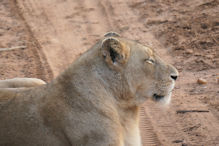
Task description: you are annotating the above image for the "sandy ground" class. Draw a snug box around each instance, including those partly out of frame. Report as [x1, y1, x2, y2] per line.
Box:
[0, 0, 218, 145]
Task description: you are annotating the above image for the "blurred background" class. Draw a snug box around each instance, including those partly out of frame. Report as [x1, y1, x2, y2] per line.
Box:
[0, 0, 218, 145]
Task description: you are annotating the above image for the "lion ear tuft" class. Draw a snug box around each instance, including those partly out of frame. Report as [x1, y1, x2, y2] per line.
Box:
[104, 31, 120, 37]
[101, 37, 130, 70]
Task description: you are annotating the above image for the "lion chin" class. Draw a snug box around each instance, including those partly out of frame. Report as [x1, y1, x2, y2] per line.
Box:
[152, 92, 172, 105]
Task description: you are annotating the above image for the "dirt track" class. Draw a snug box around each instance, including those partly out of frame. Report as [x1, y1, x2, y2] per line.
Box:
[0, 0, 219, 145]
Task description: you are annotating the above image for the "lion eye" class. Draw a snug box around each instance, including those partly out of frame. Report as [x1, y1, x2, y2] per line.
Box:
[145, 58, 155, 64]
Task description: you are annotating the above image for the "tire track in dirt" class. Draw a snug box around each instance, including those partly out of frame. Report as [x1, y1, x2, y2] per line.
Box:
[16, 0, 115, 77]
[139, 107, 162, 146]
[16, 0, 72, 76]
[0, 0, 52, 82]
[11, 0, 53, 81]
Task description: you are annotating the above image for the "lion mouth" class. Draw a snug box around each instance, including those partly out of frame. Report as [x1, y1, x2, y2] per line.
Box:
[153, 94, 165, 101]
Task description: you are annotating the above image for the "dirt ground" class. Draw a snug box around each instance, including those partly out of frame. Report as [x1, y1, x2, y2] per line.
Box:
[0, 0, 218, 145]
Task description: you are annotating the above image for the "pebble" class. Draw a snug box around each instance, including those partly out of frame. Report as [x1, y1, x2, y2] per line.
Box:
[186, 49, 193, 54]
[197, 78, 207, 84]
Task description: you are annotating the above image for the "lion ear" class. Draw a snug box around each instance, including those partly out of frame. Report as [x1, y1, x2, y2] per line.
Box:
[104, 31, 120, 37]
[101, 37, 130, 70]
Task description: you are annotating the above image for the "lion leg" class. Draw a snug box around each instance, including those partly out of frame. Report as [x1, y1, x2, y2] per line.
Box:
[0, 78, 46, 88]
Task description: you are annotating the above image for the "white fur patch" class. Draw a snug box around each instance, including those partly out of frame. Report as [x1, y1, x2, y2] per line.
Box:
[159, 82, 175, 105]
[160, 92, 172, 105]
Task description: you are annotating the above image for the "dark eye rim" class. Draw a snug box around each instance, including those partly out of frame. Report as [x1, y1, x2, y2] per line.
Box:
[144, 58, 155, 64]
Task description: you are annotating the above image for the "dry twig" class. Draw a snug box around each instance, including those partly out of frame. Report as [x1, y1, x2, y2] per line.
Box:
[0, 46, 26, 52]
[176, 110, 209, 114]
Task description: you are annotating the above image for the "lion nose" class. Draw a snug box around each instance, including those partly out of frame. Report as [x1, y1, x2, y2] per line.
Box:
[168, 64, 179, 81]
[170, 75, 178, 81]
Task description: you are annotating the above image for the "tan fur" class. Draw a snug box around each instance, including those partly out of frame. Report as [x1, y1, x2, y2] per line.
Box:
[0, 78, 46, 88]
[0, 32, 178, 146]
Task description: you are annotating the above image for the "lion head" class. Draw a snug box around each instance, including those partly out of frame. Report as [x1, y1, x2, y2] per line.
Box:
[100, 32, 178, 106]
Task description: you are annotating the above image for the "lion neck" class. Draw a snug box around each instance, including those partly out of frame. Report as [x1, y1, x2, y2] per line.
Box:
[54, 44, 136, 106]
[52, 46, 140, 135]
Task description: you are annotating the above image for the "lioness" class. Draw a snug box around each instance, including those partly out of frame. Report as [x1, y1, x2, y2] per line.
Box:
[0, 32, 178, 146]
[0, 78, 46, 88]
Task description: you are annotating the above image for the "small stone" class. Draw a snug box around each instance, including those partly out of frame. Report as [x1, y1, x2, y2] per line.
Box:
[186, 49, 193, 54]
[182, 143, 187, 146]
[201, 23, 208, 29]
[197, 78, 207, 84]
